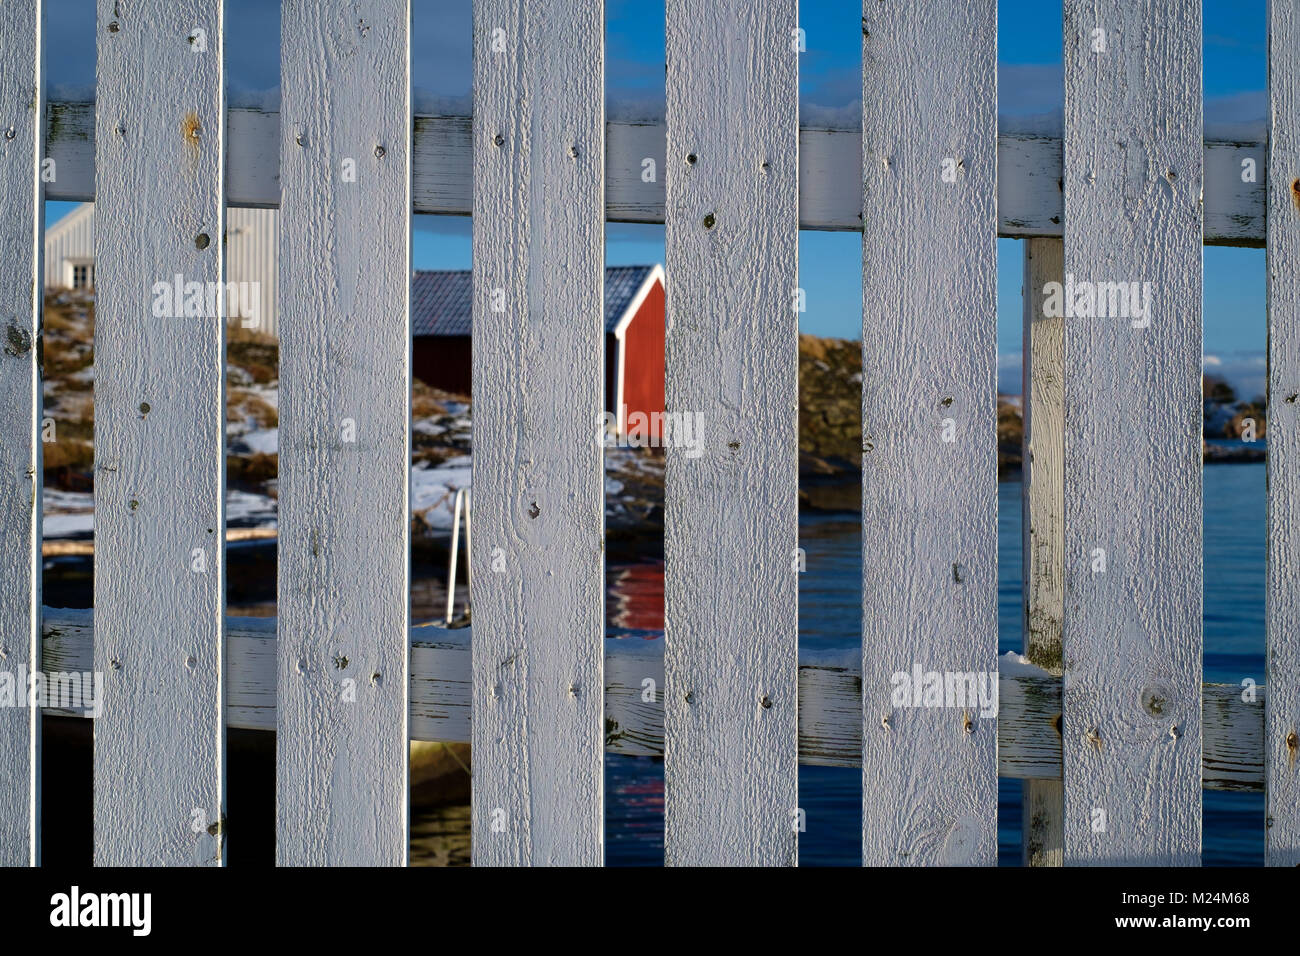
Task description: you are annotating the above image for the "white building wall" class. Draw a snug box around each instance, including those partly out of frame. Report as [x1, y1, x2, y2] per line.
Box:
[43, 202, 95, 290]
[227, 207, 279, 336]
[43, 203, 281, 336]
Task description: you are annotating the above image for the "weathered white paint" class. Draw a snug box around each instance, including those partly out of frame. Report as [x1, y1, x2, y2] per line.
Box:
[1267, 0, 1300, 868]
[38, 609, 1269, 792]
[92, 0, 226, 866]
[0, 0, 43, 868]
[41, 103, 1268, 243]
[860, 0, 998, 866]
[470, 0, 605, 866]
[1062, 0, 1203, 866]
[276, 0, 411, 866]
[663, 0, 799, 867]
[1021, 237, 1065, 868]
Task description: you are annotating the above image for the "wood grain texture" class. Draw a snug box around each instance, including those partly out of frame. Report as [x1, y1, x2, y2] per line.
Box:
[91, 0, 227, 868]
[92, 0, 225, 866]
[662, 0, 799, 867]
[470, 0, 605, 866]
[860, 0, 999, 866]
[0, 0, 43, 868]
[1267, 0, 1300, 867]
[1062, 0, 1203, 866]
[37, 609, 1270, 790]
[1021, 238, 1065, 867]
[276, 0, 411, 866]
[42, 103, 1268, 243]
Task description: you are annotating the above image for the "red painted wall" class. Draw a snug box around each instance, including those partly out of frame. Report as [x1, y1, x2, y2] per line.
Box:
[411, 277, 666, 436]
[621, 279, 666, 441]
[413, 335, 472, 397]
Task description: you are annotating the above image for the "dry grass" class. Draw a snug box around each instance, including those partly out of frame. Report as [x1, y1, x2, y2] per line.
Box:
[412, 378, 453, 419]
[227, 451, 278, 485]
[42, 439, 94, 471]
[227, 322, 278, 384]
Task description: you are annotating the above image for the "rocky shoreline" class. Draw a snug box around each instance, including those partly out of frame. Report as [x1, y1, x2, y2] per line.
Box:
[38, 293, 1268, 552]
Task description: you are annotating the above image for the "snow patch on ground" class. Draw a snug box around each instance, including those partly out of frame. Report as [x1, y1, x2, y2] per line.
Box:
[239, 428, 278, 456]
[226, 489, 278, 528]
[43, 488, 278, 537]
[412, 458, 473, 532]
[998, 651, 1053, 679]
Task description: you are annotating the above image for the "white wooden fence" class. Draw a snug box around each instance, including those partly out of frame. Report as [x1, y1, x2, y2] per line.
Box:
[0, 0, 1295, 866]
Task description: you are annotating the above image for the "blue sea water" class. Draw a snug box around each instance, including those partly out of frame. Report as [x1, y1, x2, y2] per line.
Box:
[604, 462, 1268, 866]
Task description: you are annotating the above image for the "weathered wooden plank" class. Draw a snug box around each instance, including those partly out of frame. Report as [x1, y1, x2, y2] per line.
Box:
[276, 0, 411, 866]
[38, 610, 1270, 791]
[860, 0, 998, 866]
[41, 104, 1267, 243]
[0, 0, 43, 868]
[470, 0, 605, 866]
[92, 0, 226, 866]
[1022, 238, 1065, 867]
[663, 0, 799, 866]
[1267, 0, 1300, 868]
[1062, 0, 1203, 866]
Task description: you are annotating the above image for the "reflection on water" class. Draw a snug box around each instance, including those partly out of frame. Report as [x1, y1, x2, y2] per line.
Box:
[411, 804, 471, 867]
[36, 469, 1271, 864]
[412, 465, 1268, 866]
[607, 560, 664, 633]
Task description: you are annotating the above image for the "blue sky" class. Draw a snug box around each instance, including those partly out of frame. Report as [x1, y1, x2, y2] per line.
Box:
[45, 0, 1269, 397]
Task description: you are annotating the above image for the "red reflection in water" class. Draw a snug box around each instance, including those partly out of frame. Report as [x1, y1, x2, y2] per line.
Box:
[610, 778, 664, 819]
[606, 560, 664, 632]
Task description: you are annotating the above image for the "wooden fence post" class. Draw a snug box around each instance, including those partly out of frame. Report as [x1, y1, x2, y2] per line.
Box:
[276, 0, 412, 865]
[0, 0, 43, 868]
[1022, 237, 1065, 867]
[470, 0, 607, 865]
[1062, 0, 1203, 865]
[663, 0, 800, 865]
[1267, 0, 1300, 867]
[860, 0, 999, 865]
[92, 0, 227, 865]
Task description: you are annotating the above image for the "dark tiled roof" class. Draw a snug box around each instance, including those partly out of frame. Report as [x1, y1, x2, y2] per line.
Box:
[412, 265, 656, 337]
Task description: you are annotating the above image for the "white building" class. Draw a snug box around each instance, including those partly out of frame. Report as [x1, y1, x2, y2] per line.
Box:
[44, 203, 281, 337]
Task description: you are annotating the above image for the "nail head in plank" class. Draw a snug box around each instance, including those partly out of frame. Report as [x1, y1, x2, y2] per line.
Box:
[275, 0, 412, 866]
[860, 0, 999, 866]
[0, 0, 44, 868]
[1062, 0, 1204, 866]
[664, 0, 800, 866]
[1266, 0, 1300, 868]
[92, 0, 227, 866]
[469, 0, 606, 866]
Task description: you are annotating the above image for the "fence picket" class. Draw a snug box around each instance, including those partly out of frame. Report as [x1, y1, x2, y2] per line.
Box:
[0, 0, 1278, 872]
[0, 0, 43, 868]
[1062, 0, 1203, 865]
[469, 0, 606, 865]
[859, 0, 999, 866]
[1266, 0, 1300, 868]
[92, 0, 226, 865]
[663, 0, 799, 866]
[276, 0, 412, 865]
